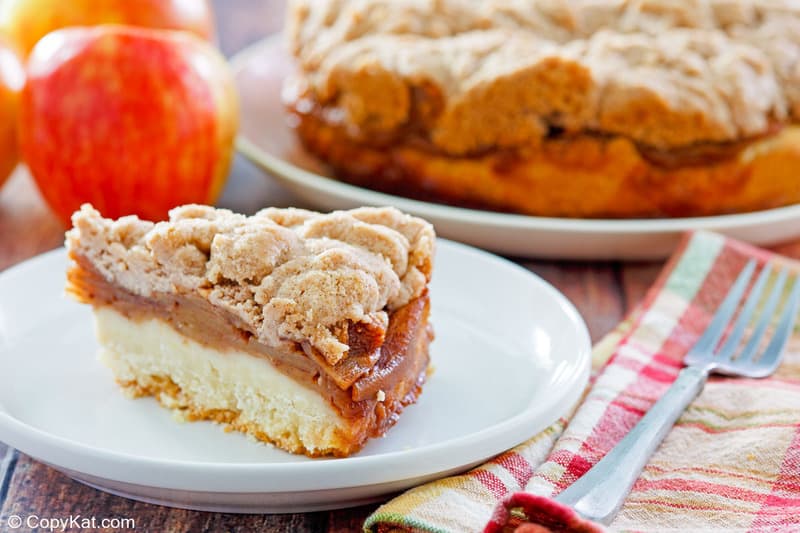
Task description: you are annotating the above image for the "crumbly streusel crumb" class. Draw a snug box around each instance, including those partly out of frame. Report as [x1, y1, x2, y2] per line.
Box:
[66, 204, 435, 365]
[287, 0, 800, 152]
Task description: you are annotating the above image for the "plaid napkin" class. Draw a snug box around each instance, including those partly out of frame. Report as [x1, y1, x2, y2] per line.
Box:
[365, 231, 800, 533]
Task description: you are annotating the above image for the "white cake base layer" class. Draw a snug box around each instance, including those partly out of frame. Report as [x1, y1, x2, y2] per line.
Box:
[94, 307, 354, 456]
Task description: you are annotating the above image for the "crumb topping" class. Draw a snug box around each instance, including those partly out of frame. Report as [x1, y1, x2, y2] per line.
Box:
[66, 204, 435, 366]
[287, 0, 800, 152]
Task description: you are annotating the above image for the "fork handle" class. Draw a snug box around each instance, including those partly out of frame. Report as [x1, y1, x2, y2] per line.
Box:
[554, 365, 708, 525]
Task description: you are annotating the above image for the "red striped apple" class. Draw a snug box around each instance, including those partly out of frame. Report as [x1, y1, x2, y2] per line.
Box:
[0, 40, 23, 188]
[20, 25, 238, 224]
[0, 0, 214, 57]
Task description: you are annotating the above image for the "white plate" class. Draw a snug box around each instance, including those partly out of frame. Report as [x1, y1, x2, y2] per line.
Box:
[0, 241, 590, 513]
[232, 35, 800, 260]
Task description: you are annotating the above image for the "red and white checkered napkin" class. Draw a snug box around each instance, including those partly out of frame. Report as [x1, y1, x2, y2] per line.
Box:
[365, 231, 800, 533]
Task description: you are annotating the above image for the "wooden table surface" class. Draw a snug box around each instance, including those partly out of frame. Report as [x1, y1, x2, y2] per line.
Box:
[1, 2, 799, 532]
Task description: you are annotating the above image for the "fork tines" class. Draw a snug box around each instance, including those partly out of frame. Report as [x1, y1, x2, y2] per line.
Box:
[684, 259, 800, 376]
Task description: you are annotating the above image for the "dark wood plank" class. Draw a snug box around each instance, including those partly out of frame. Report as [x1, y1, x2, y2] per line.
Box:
[0, 446, 17, 505]
[0, 456, 328, 532]
[0, 168, 64, 272]
[620, 262, 662, 314]
[326, 504, 381, 532]
[772, 239, 800, 261]
[522, 261, 625, 343]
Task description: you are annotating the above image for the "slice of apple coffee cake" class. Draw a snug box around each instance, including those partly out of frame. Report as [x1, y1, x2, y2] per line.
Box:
[65, 203, 435, 457]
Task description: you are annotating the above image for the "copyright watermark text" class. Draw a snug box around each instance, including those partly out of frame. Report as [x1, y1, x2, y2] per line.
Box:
[3, 514, 135, 531]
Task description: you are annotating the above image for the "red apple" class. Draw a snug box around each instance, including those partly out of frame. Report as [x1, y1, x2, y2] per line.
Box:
[0, 0, 214, 57]
[20, 25, 238, 224]
[0, 40, 23, 188]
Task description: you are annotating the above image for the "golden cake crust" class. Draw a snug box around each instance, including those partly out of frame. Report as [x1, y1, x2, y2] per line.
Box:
[292, 107, 800, 218]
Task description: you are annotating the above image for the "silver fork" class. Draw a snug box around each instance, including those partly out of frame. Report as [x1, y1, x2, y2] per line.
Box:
[553, 259, 800, 525]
